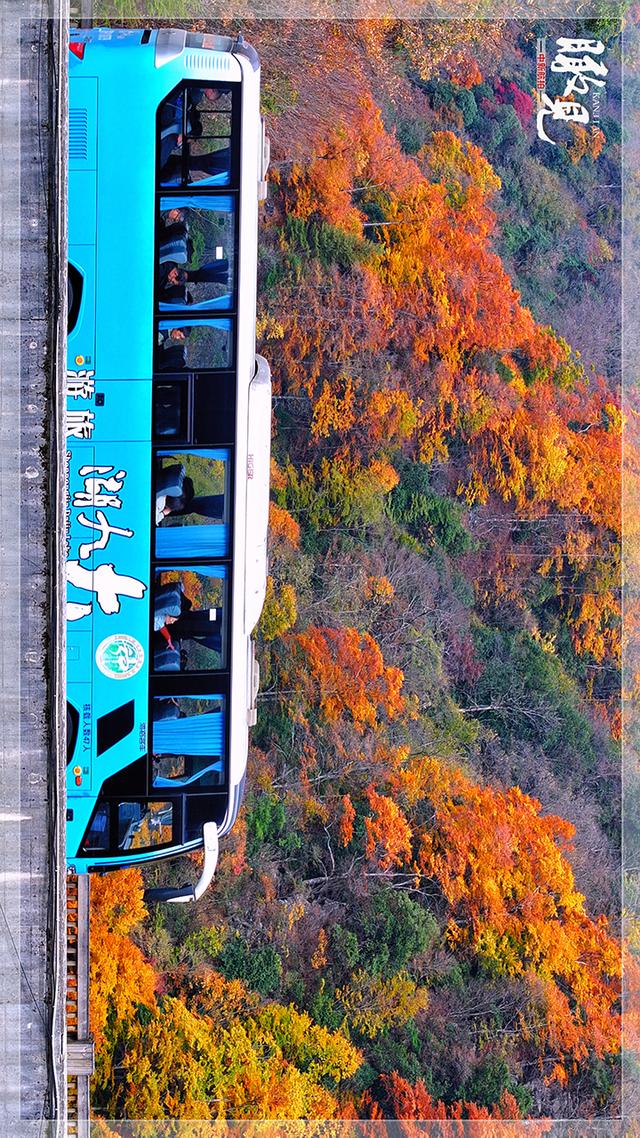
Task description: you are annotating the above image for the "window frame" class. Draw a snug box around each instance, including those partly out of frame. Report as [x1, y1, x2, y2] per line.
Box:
[150, 692, 227, 792]
[152, 372, 237, 446]
[155, 80, 241, 192]
[151, 564, 230, 675]
[156, 192, 239, 317]
[154, 316, 235, 374]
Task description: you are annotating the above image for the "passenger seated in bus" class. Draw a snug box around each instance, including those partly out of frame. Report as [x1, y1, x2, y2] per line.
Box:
[157, 344, 187, 372]
[187, 87, 230, 113]
[157, 462, 184, 494]
[153, 581, 183, 647]
[162, 285, 194, 307]
[159, 267, 193, 302]
[156, 489, 188, 526]
[156, 473, 193, 523]
[158, 485, 226, 524]
[156, 327, 189, 372]
[160, 265, 229, 305]
[159, 236, 193, 266]
[182, 259, 229, 286]
[158, 326, 189, 347]
[160, 145, 231, 186]
[159, 95, 213, 175]
[171, 87, 228, 148]
[160, 264, 184, 290]
[154, 643, 182, 673]
[159, 207, 187, 234]
[163, 286, 195, 307]
[160, 125, 182, 169]
[159, 266, 195, 307]
[159, 95, 184, 166]
[157, 616, 178, 651]
[165, 605, 223, 655]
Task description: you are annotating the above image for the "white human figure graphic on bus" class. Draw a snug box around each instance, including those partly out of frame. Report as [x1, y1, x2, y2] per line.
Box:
[67, 560, 147, 618]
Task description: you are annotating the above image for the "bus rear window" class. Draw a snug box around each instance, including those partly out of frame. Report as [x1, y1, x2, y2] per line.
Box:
[158, 84, 234, 189]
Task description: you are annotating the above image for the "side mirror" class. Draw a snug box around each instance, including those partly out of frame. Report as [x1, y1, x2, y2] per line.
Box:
[143, 822, 219, 904]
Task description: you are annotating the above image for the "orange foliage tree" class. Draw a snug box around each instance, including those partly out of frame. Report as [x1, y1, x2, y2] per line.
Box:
[364, 786, 413, 870]
[89, 869, 156, 1055]
[379, 1071, 522, 1120]
[283, 625, 405, 731]
[413, 759, 620, 1082]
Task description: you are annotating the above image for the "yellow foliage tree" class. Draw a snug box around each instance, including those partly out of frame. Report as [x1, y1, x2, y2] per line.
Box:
[337, 970, 429, 1038]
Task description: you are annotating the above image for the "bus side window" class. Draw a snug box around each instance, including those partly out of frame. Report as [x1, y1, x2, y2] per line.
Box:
[185, 86, 232, 187]
[156, 320, 232, 372]
[193, 375, 234, 443]
[151, 695, 226, 790]
[82, 802, 110, 850]
[155, 449, 230, 559]
[158, 84, 233, 188]
[153, 380, 188, 441]
[153, 567, 227, 672]
[157, 198, 235, 314]
[117, 800, 174, 850]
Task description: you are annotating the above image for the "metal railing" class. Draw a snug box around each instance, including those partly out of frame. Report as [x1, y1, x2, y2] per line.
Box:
[66, 875, 93, 1138]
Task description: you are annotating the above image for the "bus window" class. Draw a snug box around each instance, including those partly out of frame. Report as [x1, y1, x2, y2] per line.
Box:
[158, 89, 184, 178]
[83, 802, 110, 850]
[153, 566, 227, 672]
[155, 449, 230, 559]
[153, 380, 188, 440]
[159, 84, 233, 188]
[190, 87, 232, 116]
[185, 794, 228, 843]
[151, 696, 225, 790]
[117, 800, 174, 850]
[158, 197, 235, 312]
[154, 754, 225, 789]
[156, 319, 232, 372]
[193, 374, 235, 444]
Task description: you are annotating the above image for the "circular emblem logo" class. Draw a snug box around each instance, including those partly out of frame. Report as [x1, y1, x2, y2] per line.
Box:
[96, 634, 144, 680]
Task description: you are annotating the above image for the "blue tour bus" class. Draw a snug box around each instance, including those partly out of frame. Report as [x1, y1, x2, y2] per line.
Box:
[66, 26, 271, 901]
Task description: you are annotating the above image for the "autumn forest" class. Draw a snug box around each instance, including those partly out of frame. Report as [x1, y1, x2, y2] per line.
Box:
[91, 18, 624, 1122]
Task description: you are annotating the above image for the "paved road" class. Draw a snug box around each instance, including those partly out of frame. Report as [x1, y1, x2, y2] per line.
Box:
[0, 3, 66, 1134]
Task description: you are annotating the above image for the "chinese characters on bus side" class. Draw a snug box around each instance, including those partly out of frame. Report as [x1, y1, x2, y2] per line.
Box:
[536, 38, 608, 146]
[67, 368, 96, 438]
[66, 369, 147, 622]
